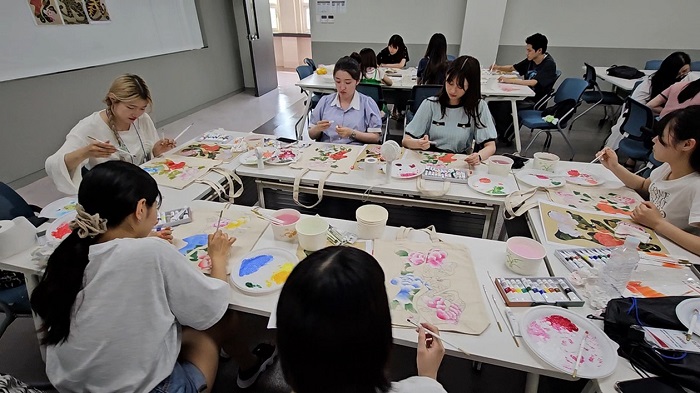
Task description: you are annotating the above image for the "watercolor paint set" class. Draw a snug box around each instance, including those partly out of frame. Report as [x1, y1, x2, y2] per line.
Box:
[155, 207, 192, 229]
[495, 277, 584, 307]
[421, 165, 470, 183]
[555, 247, 612, 272]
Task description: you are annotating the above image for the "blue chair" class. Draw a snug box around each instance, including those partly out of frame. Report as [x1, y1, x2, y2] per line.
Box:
[520, 78, 589, 160]
[644, 60, 663, 70]
[617, 98, 655, 163]
[0, 182, 47, 228]
[356, 83, 388, 141]
[295, 65, 324, 131]
[404, 84, 442, 129]
[0, 273, 32, 339]
[640, 151, 662, 178]
[569, 64, 624, 130]
[691, 61, 700, 72]
[304, 58, 317, 71]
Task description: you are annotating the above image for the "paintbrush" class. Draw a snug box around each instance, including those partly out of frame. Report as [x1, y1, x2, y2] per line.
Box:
[87, 136, 135, 157]
[251, 208, 285, 225]
[572, 331, 588, 378]
[405, 319, 471, 357]
[215, 210, 224, 230]
[687, 309, 698, 341]
[492, 294, 519, 347]
[633, 165, 649, 176]
[482, 285, 503, 332]
[173, 123, 195, 142]
[589, 154, 602, 164]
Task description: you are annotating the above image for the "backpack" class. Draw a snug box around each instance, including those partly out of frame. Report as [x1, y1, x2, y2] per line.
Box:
[603, 296, 700, 391]
[606, 65, 645, 79]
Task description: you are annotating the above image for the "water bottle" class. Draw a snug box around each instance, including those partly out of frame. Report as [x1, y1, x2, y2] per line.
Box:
[589, 237, 641, 309]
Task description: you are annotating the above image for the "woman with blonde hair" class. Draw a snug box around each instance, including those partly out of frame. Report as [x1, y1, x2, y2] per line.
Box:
[46, 74, 176, 195]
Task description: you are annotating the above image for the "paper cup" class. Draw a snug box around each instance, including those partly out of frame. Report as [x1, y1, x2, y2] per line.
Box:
[533, 152, 560, 173]
[364, 157, 380, 179]
[296, 216, 329, 251]
[505, 237, 546, 276]
[244, 134, 264, 149]
[271, 209, 301, 242]
[487, 155, 514, 177]
[356, 204, 388, 239]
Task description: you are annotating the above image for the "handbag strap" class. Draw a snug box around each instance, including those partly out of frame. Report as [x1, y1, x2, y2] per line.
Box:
[395, 225, 442, 242]
[503, 187, 545, 220]
[194, 167, 243, 203]
[293, 168, 331, 209]
[416, 177, 451, 197]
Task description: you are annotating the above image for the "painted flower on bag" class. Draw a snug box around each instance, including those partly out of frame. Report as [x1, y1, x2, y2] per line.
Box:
[201, 144, 220, 152]
[425, 295, 463, 324]
[593, 232, 624, 247]
[197, 253, 212, 271]
[165, 159, 186, 170]
[390, 273, 429, 313]
[547, 210, 580, 238]
[426, 249, 447, 267]
[407, 251, 426, 266]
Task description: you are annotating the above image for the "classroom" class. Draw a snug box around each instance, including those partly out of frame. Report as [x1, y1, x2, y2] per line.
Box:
[1, 0, 700, 392]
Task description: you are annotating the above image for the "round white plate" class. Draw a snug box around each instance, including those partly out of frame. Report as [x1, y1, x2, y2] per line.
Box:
[520, 306, 619, 379]
[238, 148, 276, 165]
[45, 212, 77, 244]
[39, 196, 78, 219]
[467, 174, 516, 196]
[267, 148, 300, 165]
[391, 160, 425, 179]
[676, 298, 700, 337]
[562, 169, 605, 186]
[516, 169, 566, 189]
[230, 248, 299, 295]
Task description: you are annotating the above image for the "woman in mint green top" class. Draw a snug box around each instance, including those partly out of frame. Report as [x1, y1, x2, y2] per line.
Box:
[403, 56, 497, 166]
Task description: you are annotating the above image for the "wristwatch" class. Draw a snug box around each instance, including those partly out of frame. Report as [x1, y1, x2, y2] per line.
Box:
[350, 131, 357, 140]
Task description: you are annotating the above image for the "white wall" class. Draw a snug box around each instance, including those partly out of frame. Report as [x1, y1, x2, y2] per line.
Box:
[311, 0, 467, 45]
[500, 0, 700, 50]
[459, 0, 508, 66]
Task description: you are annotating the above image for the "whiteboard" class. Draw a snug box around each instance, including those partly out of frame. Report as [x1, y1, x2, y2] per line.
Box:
[2, 0, 204, 82]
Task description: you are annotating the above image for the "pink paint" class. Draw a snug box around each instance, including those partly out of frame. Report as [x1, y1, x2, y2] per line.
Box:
[510, 243, 544, 259]
[492, 159, 510, 165]
[527, 321, 550, 340]
[544, 315, 579, 333]
[275, 213, 300, 225]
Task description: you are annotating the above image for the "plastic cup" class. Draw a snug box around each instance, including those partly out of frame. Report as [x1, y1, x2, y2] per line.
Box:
[487, 155, 514, 177]
[271, 209, 301, 242]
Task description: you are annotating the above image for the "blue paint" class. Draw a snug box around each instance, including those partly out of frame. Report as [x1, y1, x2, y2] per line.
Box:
[143, 166, 160, 174]
[179, 234, 208, 254]
[239, 254, 274, 277]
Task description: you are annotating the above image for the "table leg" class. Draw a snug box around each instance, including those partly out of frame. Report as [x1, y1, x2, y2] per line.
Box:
[24, 273, 46, 362]
[296, 92, 313, 140]
[524, 372, 540, 393]
[511, 99, 522, 155]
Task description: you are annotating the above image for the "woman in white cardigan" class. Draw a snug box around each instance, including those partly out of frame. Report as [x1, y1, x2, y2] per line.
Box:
[45, 74, 175, 195]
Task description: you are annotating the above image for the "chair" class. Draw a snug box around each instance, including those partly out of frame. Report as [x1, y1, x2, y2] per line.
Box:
[403, 84, 442, 130]
[640, 151, 662, 178]
[0, 182, 48, 227]
[533, 70, 563, 110]
[295, 65, 323, 131]
[569, 64, 624, 130]
[644, 60, 663, 70]
[304, 58, 317, 71]
[520, 78, 589, 160]
[356, 83, 389, 141]
[617, 98, 655, 163]
[691, 61, 700, 72]
[0, 279, 32, 339]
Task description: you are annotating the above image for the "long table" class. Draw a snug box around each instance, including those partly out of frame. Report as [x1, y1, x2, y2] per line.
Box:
[296, 67, 534, 154]
[593, 66, 700, 92]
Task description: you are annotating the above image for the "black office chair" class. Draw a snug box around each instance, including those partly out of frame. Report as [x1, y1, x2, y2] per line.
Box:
[617, 98, 655, 164]
[692, 61, 700, 72]
[568, 63, 624, 130]
[644, 60, 663, 70]
[356, 83, 389, 141]
[404, 85, 442, 128]
[304, 58, 317, 71]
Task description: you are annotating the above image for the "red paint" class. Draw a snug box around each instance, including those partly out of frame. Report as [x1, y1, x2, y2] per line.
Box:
[438, 153, 457, 163]
[201, 144, 220, 152]
[544, 315, 579, 333]
[593, 232, 624, 247]
[330, 151, 348, 160]
[479, 177, 491, 183]
[567, 169, 580, 177]
[164, 159, 186, 170]
[535, 174, 549, 180]
[51, 222, 72, 240]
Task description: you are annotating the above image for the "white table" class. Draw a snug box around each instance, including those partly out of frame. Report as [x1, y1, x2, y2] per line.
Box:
[593, 67, 654, 92]
[235, 146, 518, 239]
[516, 161, 700, 393]
[296, 70, 534, 154]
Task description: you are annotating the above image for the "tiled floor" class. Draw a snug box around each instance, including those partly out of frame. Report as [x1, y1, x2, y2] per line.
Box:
[3, 72, 615, 392]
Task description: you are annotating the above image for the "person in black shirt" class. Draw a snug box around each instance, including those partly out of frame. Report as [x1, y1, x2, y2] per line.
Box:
[377, 34, 409, 68]
[488, 33, 558, 142]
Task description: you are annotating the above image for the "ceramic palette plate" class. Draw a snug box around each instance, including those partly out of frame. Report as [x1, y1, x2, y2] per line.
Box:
[562, 169, 605, 186]
[516, 169, 565, 189]
[391, 160, 425, 179]
[230, 248, 299, 295]
[467, 174, 516, 196]
[39, 196, 78, 218]
[45, 212, 77, 244]
[238, 148, 277, 165]
[676, 298, 700, 337]
[267, 148, 300, 165]
[520, 306, 618, 379]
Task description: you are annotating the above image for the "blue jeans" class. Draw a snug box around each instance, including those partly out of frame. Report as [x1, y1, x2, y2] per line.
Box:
[0, 285, 31, 314]
[151, 361, 207, 393]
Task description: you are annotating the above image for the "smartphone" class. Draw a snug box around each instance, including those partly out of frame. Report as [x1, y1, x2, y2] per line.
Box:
[614, 377, 685, 393]
[502, 153, 529, 169]
[277, 137, 297, 144]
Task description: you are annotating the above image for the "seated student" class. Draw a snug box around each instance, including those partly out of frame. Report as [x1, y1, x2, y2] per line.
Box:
[648, 78, 700, 118]
[377, 34, 410, 68]
[488, 33, 558, 143]
[30, 161, 276, 392]
[277, 246, 447, 393]
[309, 56, 383, 144]
[606, 51, 691, 150]
[596, 106, 700, 256]
[417, 33, 450, 85]
[45, 74, 176, 195]
[354, 48, 393, 86]
[403, 56, 497, 166]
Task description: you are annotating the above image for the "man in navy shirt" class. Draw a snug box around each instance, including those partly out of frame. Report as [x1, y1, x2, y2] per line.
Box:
[488, 33, 558, 143]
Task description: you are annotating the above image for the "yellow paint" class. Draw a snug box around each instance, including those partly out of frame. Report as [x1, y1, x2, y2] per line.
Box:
[224, 217, 247, 230]
[265, 262, 295, 287]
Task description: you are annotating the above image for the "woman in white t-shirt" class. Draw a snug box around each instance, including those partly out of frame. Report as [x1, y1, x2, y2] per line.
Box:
[276, 246, 448, 393]
[45, 74, 177, 195]
[597, 106, 700, 256]
[30, 161, 276, 393]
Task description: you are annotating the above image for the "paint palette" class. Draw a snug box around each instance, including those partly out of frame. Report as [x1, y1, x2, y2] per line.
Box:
[676, 298, 700, 337]
[516, 169, 565, 189]
[267, 148, 300, 165]
[520, 306, 618, 379]
[238, 147, 277, 165]
[230, 248, 299, 295]
[562, 169, 605, 186]
[467, 174, 516, 196]
[39, 196, 78, 219]
[390, 160, 425, 179]
[45, 212, 76, 244]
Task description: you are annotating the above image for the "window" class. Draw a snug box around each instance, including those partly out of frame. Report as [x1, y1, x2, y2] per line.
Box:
[270, 0, 280, 32]
[301, 0, 310, 33]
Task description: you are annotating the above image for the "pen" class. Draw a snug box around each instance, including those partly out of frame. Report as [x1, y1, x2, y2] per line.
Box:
[87, 136, 134, 156]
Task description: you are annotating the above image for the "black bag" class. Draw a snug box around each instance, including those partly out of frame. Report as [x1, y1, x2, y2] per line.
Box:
[541, 98, 577, 124]
[603, 296, 700, 391]
[606, 65, 645, 79]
